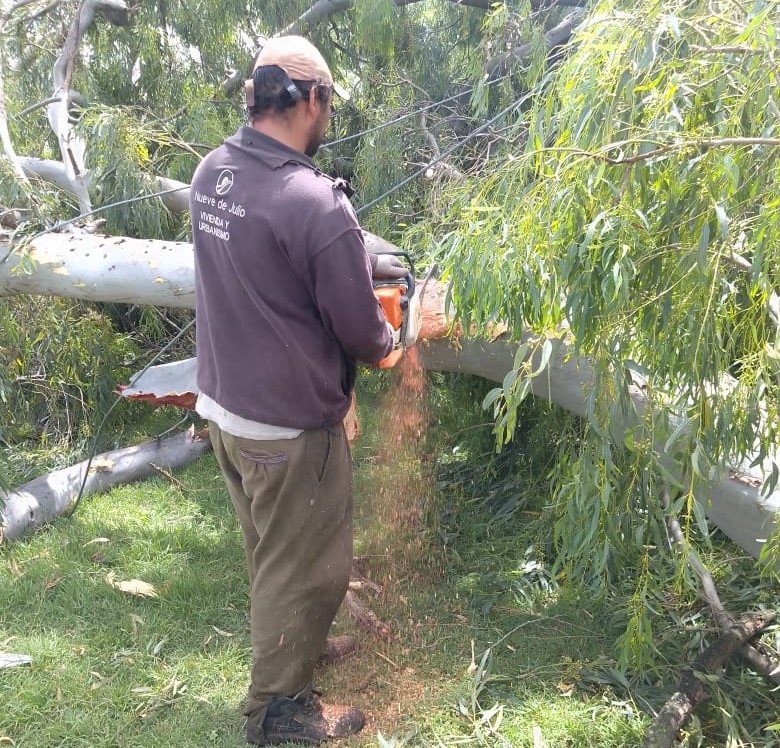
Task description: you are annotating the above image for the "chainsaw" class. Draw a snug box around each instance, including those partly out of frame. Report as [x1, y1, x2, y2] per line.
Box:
[372, 252, 420, 369]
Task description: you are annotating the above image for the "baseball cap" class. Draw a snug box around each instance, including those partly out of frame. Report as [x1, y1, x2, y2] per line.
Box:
[245, 35, 350, 107]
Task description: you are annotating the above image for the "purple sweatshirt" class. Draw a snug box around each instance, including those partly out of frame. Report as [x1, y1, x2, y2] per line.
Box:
[191, 126, 392, 430]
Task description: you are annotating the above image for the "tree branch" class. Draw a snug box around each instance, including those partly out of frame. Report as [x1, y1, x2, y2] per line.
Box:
[18, 0, 63, 26]
[280, 0, 352, 36]
[398, 0, 588, 8]
[17, 158, 192, 216]
[48, 0, 92, 213]
[223, 0, 353, 94]
[0, 428, 211, 542]
[43, 0, 130, 215]
[420, 111, 463, 182]
[0, 0, 45, 25]
[486, 7, 586, 76]
[18, 156, 86, 195]
[599, 137, 780, 165]
[642, 611, 775, 748]
[661, 486, 780, 686]
[224, 0, 587, 94]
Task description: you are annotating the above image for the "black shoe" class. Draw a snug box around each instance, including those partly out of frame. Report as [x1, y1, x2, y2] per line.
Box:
[246, 691, 365, 745]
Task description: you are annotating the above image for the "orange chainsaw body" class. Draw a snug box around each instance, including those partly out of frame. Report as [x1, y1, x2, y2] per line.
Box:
[371, 251, 419, 370]
[374, 283, 406, 369]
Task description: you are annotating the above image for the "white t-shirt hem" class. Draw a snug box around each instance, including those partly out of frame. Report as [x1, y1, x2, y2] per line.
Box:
[196, 392, 302, 440]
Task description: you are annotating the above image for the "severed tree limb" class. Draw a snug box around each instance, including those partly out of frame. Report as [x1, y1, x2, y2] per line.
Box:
[348, 579, 382, 594]
[661, 486, 780, 686]
[349, 557, 384, 594]
[0, 427, 211, 542]
[344, 561, 390, 640]
[642, 611, 775, 748]
[343, 589, 393, 641]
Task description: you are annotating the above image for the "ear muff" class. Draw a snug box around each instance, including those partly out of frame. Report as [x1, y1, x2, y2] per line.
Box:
[244, 77, 256, 109]
[245, 67, 302, 111]
[282, 76, 302, 103]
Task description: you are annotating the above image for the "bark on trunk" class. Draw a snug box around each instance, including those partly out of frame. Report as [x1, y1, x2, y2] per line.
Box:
[0, 427, 211, 542]
[0, 229, 398, 307]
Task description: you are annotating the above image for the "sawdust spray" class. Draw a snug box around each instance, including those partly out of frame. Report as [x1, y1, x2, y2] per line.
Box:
[372, 346, 433, 571]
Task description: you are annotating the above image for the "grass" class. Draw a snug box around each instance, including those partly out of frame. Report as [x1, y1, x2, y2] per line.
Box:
[1, 367, 778, 747]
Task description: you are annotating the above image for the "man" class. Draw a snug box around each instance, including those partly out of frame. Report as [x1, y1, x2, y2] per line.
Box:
[190, 35, 406, 745]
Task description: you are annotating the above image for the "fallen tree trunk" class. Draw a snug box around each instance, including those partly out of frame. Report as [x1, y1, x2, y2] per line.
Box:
[0, 229, 398, 307]
[417, 337, 780, 565]
[1, 232, 779, 568]
[0, 427, 210, 542]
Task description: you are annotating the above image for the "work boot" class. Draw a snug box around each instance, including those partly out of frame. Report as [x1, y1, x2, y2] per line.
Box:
[246, 691, 365, 745]
[319, 635, 359, 665]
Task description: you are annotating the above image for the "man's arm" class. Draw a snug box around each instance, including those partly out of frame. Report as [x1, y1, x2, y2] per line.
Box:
[309, 228, 394, 365]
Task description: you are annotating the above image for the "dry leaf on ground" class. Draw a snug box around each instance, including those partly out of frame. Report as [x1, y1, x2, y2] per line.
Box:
[105, 571, 158, 598]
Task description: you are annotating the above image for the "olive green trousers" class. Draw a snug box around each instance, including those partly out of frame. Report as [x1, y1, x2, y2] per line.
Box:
[208, 422, 353, 725]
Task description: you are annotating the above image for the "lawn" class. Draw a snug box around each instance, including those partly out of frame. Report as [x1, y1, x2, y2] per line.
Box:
[1, 369, 776, 747]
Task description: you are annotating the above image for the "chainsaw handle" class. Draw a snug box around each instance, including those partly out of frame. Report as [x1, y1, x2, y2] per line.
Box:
[371, 251, 415, 298]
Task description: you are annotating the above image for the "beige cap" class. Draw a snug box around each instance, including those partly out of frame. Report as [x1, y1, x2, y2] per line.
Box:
[245, 35, 349, 107]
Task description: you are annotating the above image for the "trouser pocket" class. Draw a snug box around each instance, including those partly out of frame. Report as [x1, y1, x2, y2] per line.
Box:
[239, 448, 288, 465]
[308, 428, 334, 484]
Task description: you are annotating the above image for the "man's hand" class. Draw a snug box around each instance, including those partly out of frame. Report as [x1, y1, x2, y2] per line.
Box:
[369, 252, 408, 280]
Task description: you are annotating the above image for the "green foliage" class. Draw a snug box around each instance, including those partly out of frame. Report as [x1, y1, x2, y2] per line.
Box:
[353, 0, 398, 63]
[81, 107, 185, 238]
[0, 297, 137, 449]
[431, 0, 780, 669]
[428, 375, 779, 747]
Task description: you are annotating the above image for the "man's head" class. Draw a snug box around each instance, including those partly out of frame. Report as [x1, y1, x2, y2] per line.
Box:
[245, 36, 344, 157]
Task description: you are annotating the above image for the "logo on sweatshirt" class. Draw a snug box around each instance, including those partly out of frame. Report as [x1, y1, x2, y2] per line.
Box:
[215, 170, 234, 196]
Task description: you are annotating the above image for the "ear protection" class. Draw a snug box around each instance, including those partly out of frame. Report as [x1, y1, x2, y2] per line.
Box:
[283, 78, 303, 103]
[245, 66, 303, 110]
